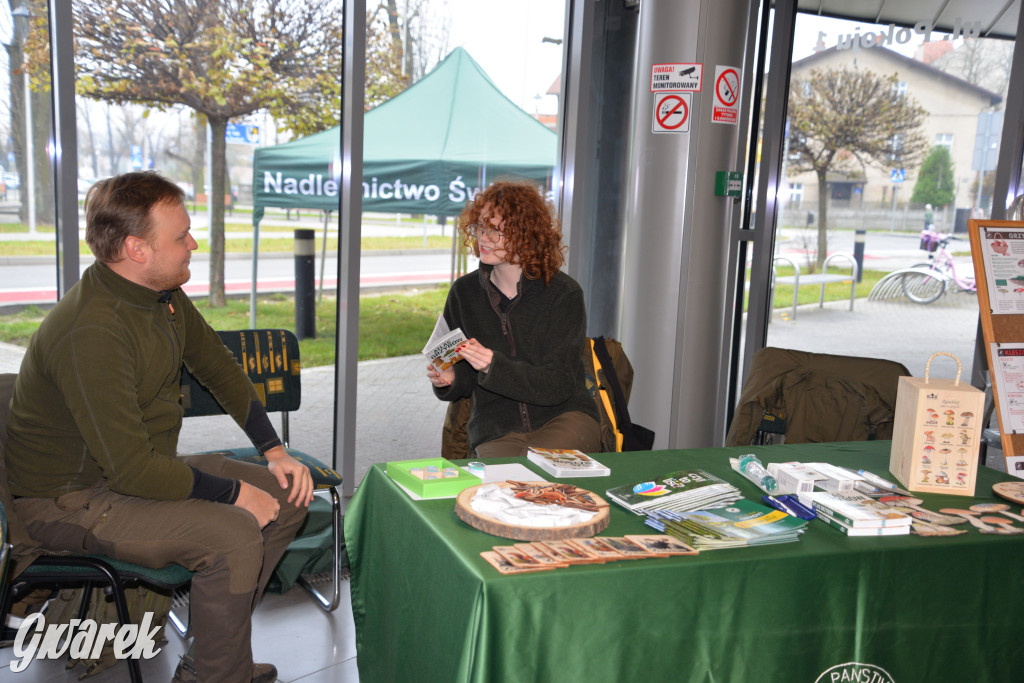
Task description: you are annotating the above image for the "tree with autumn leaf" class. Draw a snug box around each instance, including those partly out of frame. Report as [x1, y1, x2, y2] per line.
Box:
[787, 66, 928, 269]
[25, 0, 345, 306]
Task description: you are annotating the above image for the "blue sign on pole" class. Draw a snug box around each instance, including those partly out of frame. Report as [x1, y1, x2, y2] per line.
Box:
[225, 123, 260, 145]
[131, 145, 143, 170]
[890, 168, 905, 183]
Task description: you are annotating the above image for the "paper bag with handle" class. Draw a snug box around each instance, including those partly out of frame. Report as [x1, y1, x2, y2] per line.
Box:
[889, 352, 985, 497]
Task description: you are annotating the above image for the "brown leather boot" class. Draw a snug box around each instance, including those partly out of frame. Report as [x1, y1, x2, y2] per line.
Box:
[172, 655, 278, 682]
[251, 662, 278, 682]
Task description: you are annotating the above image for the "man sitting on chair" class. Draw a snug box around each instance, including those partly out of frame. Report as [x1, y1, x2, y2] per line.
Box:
[3, 171, 312, 682]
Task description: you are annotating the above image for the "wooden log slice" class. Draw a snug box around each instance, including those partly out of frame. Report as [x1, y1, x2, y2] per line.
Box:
[455, 481, 610, 541]
[993, 481, 1024, 505]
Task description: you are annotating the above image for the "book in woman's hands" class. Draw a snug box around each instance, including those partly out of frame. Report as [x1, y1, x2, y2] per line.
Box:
[422, 313, 467, 371]
[527, 447, 611, 477]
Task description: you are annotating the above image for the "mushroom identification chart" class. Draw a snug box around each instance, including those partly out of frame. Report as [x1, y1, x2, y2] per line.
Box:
[991, 343, 1024, 433]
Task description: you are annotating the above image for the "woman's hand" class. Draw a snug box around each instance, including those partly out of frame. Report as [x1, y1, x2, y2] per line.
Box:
[458, 338, 494, 373]
[427, 363, 455, 387]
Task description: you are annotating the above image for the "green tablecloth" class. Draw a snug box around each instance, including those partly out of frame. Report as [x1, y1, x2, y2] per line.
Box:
[345, 442, 1024, 682]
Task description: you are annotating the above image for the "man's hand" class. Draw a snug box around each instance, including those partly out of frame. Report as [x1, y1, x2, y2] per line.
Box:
[264, 445, 315, 507]
[234, 481, 280, 528]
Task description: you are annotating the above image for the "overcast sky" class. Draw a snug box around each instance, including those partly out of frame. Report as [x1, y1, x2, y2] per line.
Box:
[443, 0, 566, 114]
[439, 6, 941, 115]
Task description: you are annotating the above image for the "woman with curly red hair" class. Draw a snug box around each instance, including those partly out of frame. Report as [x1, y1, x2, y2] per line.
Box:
[426, 179, 601, 458]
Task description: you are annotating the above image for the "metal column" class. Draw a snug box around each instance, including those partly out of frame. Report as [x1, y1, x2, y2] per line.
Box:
[619, 0, 754, 449]
[49, 0, 79, 297]
[335, 0, 365, 494]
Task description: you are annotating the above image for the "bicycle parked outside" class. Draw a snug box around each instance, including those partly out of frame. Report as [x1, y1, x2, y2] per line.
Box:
[900, 229, 977, 304]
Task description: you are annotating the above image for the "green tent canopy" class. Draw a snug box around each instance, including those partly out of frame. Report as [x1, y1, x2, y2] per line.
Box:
[251, 47, 557, 224]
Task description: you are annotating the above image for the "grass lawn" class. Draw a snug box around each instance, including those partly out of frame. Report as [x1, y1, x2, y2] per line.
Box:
[746, 266, 887, 311]
[0, 230, 453, 257]
[0, 286, 451, 368]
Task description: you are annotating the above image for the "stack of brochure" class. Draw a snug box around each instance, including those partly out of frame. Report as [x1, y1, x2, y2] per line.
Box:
[605, 469, 742, 515]
[645, 499, 809, 549]
[798, 490, 912, 536]
[527, 447, 611, 478]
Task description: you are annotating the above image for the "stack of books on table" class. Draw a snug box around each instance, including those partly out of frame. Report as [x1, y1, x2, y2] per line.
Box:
[526, 447, 611, 478]
[644, 499, 809, 550]
[798, 490, 912, 536]
[605, 469, 742, 515]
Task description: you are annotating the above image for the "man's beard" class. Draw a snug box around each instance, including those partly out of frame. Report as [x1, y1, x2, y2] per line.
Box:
[145, 263, 191, 291]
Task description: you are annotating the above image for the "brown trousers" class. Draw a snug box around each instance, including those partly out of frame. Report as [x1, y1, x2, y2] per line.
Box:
[474, 410, 602, 459]
[14, 452, 307, 683]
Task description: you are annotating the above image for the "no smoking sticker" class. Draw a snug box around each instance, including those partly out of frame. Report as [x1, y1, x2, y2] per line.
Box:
[712, 65, 741, 125]
[653, 92, 691, 134]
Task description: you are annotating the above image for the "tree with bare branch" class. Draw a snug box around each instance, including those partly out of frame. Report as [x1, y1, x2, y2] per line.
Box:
[26, 0, 344, 305]
[787, 66, 928, 269]
[932, 37, 1013, 97]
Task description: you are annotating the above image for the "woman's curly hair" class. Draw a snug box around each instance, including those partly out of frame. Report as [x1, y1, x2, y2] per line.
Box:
[458, 179, 565, 285]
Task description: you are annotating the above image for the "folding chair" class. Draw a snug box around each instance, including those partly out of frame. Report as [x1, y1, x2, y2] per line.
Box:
[0, 373, 193, 683]
[180, 329, 343, 611]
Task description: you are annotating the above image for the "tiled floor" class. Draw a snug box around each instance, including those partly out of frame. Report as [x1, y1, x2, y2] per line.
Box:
[0, 578, 360, 682]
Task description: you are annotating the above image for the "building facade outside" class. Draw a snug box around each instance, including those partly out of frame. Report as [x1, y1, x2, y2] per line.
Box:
[784, 44, 1003, 231]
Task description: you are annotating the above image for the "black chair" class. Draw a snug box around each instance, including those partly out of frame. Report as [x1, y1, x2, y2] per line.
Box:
[0, 373, 193, 683]
[180, 328, 343, 611]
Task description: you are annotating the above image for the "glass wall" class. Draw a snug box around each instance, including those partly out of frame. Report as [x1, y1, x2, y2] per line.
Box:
[353, 0, 568, 486]
[760, 10, 1017, 383]
[0, 1, 569, 491]
[0, 2, 56, 314]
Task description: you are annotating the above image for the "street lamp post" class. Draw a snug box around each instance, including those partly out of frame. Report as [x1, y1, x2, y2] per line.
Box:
[24, 60, 34, 234]
[12, 5, 36, 235]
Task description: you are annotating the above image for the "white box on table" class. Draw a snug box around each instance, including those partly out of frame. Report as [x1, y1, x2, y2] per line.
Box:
[767, 462, 824, 495]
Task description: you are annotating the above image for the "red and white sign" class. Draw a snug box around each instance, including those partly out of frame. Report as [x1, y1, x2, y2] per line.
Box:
[652, 93, 691, 134]
[712, 65, 741, 125]
[650, 63, 702, 92]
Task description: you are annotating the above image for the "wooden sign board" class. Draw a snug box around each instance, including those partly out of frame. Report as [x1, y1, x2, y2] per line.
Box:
[968, 219, 1024, 467]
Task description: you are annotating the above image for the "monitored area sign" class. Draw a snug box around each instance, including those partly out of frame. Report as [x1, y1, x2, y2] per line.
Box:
[650, 63, 702, 92]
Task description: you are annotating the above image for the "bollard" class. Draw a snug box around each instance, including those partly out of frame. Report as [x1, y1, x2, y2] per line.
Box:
[853, 229, 865, 283]
[294, 229, 316, 340]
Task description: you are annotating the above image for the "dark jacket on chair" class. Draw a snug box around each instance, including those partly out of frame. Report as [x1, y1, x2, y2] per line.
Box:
[726, 347, 909, 446]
